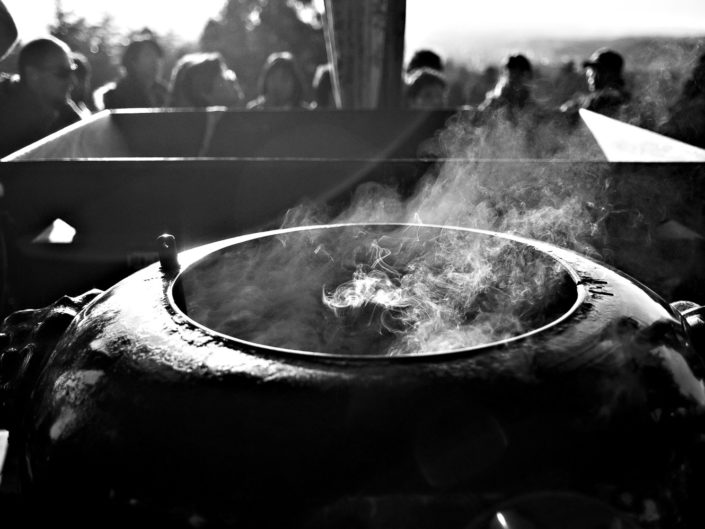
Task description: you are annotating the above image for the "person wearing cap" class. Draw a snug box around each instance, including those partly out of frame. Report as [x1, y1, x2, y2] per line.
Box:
[476, 53, 539, 124]
[406, 49, 444, 75]
[404, 67, 448, 109]
[560, 48, 631, 120]
[95, 36, 168, 110]
[660, 52, 705, 149]
[0, 36, 84, 157]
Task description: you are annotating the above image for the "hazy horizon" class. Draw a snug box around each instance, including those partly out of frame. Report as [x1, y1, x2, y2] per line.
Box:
[3, 0, 704, 64]
[404, 0, 705, 62]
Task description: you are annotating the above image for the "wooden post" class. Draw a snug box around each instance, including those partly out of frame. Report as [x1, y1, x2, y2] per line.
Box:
[323, 0, 406, 109]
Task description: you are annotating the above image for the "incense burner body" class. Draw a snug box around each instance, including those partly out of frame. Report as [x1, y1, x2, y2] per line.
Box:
[3, 224, 704, 527]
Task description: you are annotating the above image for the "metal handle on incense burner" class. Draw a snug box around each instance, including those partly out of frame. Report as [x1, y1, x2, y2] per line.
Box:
[157, 233, 179, 275]
[0, 233, 184, 481]
[0, 290, 103, 430]
[0, 233, 184, 432]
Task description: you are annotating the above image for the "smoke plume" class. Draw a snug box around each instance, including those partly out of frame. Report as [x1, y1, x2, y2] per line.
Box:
[181, 108, 702, 354]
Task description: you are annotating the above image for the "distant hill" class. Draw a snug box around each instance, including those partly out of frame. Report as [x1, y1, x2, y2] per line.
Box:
[451, 35, 705, 72]
[528, 35, 705, 71]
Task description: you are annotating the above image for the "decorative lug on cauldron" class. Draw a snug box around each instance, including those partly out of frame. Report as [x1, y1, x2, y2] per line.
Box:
[0, 289, 102, 429]
[672, 300, 705, 356]
[157, 233, 179, 274]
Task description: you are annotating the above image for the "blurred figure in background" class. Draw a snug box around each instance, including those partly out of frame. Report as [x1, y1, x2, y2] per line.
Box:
[247, 52, 311, 110]
[404, 67, 448, 109]
[96, 37, 167, 110]
[476, 53, 537, 123]
[406, 48, 444, 75]
[0, 37, 83, 157]
[167, 52, 243, 108]
[0, 0, 18, 61]
[404, 48, 447, 109]
[560, 48, 631, 120]
[551, 60, 587, 106]
[471, 54, 564, 158]
[312, 63, 334, 109]
[660, 52, 705, 149]
[70, 52, 94, 117]
[466, 65, 499, 107]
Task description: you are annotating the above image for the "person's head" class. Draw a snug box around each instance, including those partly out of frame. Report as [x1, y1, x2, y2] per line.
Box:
[503, 53, 533, 87]
[258, 52, 305, 108]
[582, 48, 624, 91]
[122, 37, 163, 85]
[407, 49, 443, 74]
[312, 63, 333, 109]
[18, 36, 75, 108]
[168, 52, 243, 107]
[405, 67, 447, 109]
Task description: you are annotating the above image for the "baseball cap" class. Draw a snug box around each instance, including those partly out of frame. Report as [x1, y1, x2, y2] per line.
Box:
[504, 54, 532, 74]
[582, 48, 624, 73]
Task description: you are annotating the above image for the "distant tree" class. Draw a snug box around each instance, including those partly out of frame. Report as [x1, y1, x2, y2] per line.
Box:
[199, 0, 326, 100]
[49, 3, 121, 90]
[49, 4, 193, 94]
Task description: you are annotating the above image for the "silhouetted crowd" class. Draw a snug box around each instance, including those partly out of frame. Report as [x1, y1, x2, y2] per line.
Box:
[0, 2, 704, 158]
[0, 25, 325, 157]
[403, 48, 636, 125]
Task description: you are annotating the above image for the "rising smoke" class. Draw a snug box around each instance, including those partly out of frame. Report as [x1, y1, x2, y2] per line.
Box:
[179, 225, 575, 355]
[180, 113, 616, 355]
[286, 113, 611, 254]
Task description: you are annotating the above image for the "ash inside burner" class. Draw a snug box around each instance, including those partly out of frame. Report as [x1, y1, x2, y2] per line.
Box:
[175, 225, 577, 356]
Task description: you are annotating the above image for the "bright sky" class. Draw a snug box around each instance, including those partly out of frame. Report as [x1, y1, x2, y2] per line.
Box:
[4, 0, 705, 53]
[406, 0, 705, 60]
[4, 0, 228, 41]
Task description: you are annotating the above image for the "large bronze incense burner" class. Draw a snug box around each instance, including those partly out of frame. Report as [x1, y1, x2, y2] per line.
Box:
[1, 223, 704, 528]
